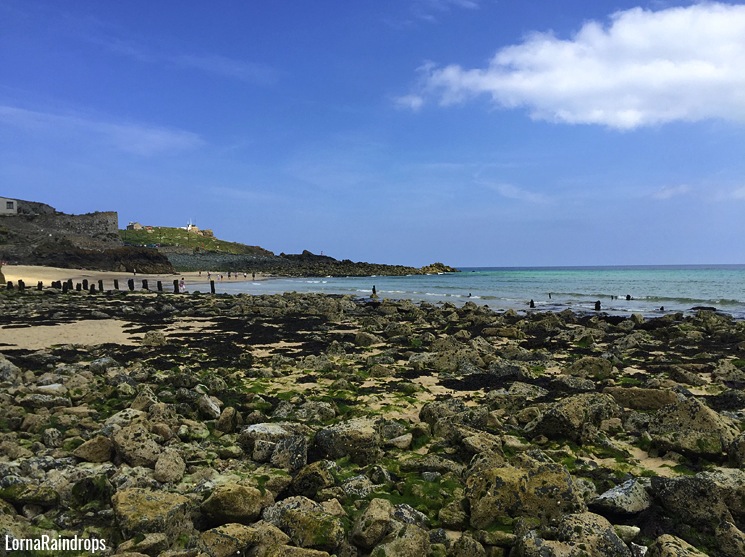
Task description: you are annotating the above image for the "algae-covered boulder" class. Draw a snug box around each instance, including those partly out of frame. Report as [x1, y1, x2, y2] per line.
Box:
[648, 397, 740, 458]
[566, 356, 614, 380]
[527, 392, 621, 444]
[201, 483, 272, 526]
[112, 422, 161, 467]
[370, 523, 430, 557]
[314, 418, 382, 465]
[465, 453, 587, 529]
[73, 434, 113, 463]
[514, 512, 631, 557]
[352, 498, 395, 550]
[647, 534, 709, 557]
[111, 487, 193, 543]
[199, 523, 260, 557]
[262, 496, 345, 552]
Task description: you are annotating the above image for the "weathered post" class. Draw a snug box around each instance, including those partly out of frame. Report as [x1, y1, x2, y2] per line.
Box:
[173, 279, 180, 293]
[82, 279, 88, 290]
[142, 279, 149, 290]
[114, 279, 119, 290]
[157, 281, 163, 292]
[6, 281, 13, 290]
[89, 284, 96, 293]
[66, 279, 73, 290]
[37, 281, 43, 291]
[210, 280, 215, 294]
[98, 280, 104, 293]
[18, 280, 25, 291]
[128, 279, 135, 291]
[76, 283, 82, 292]
[62, 282, 69, 293]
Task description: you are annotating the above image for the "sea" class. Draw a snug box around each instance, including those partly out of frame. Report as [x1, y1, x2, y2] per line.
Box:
[204, 265, 745, 320]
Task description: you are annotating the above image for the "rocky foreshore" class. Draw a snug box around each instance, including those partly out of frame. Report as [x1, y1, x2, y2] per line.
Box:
[163, 248, 458, 277]
[1, 287, 745, 556]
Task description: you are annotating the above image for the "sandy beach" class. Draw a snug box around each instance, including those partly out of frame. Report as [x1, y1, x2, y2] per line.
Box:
[2, 264, 267, 289]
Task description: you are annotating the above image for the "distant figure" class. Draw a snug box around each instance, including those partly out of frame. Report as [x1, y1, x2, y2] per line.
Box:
[228, 271, 231, 278]
[548, 293, 552, 299]
[595, 300, 601, 311]
[133, 268, 136, 276]
[626, 294, 632, 301]
[179, 278, 186, 293]
[660, 306, 665, 311]
[529, 299, 535, 308]
[372, 285, 377, 295]
[252, 272, 256, 280]
[467, 293, 472, 298]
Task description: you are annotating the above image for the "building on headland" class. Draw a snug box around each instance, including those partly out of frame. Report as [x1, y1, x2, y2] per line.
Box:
[126, 222, 143, 231]
[0, 197, 18, 215]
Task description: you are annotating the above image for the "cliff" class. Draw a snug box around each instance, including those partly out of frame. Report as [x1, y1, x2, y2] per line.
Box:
[0, 199, 173, 273]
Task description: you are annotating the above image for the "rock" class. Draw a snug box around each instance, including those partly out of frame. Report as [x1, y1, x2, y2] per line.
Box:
[153, 449, 185, 483]
[291, 460, 338, 499]
[111, 487, 193, 543]
[451, 534, 486, 557]
[466, 453, 587, 529]
[515, 512, 632, 557]
[603, 387, 679, 411]
[527, 393, 621, 444]
[314, 418, 382, 465]
[355, 331, 383, 347]
[566, 356, 614, 380]
[270, 435, 308, 472]
[647, 534, 708, 556]
[648, 397, 740, 458]
[130, 387, 158, 412]
[199, 523, 259, 557]
[592, 478, 653, 515]
[215, 406, 243, 433]
[352, 498, 394, 550]
[201, 484, 272, 526]
[0, 354, 22, 386]
[239, 423, 292, 459]
[370, 523, 430, 557]
[73, 435, 113, 463]
[262, 496, 345, 552]
[198, 394, 222, 419]
[117, 532, 169, 556]
[112, 423, 161, 467]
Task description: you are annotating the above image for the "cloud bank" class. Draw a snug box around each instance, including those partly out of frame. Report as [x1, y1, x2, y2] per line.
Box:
[403, 3, 745, 128]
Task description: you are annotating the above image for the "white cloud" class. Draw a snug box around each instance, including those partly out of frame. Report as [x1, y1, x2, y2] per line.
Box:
[408, 3, 745, 128]
[394, 94, 425, 111]
[0, 105, 203, 156]
[651, 184, 691, 200]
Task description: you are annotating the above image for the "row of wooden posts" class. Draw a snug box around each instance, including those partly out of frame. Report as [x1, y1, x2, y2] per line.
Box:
[5, 279, 217, 295]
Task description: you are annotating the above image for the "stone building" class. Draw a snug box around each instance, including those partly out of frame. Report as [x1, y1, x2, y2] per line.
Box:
[0, 197, 18, 215]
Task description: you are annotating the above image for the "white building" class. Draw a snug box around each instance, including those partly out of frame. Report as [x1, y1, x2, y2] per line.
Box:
[0, 197, 18, 215]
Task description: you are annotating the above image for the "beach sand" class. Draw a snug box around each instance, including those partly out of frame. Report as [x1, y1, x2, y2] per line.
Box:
[2, 264, 266, 288]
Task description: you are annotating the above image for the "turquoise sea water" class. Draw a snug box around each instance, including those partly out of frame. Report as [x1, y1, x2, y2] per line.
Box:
[205, 265, 745, 319]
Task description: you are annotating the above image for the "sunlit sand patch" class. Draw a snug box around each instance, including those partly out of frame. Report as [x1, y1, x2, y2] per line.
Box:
[0, 319, 142, 349]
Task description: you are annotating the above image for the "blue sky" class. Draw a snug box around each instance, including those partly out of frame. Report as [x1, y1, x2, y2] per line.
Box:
[1, 1, 744, 267]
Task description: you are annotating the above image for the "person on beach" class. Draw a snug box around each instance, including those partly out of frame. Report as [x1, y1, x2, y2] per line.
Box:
[179, 278, 186, 293]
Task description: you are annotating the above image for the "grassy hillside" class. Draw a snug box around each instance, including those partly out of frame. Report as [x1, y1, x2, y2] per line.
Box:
[120, 227, 273, 256]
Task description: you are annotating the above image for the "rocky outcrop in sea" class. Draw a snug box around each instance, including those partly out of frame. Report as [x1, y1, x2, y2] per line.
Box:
[1, 287, 744, 556]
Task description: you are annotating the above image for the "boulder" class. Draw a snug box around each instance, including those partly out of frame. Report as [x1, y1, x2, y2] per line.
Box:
[370, 523, 430, 557]
[72, 435, 113, 463]
[465, 453, 586, 529]
[603, 387, 679, 411]
[262, 496, 345, 552]
[647, 534, 708, 557]
[567, 356, 614, 380]
[199, 523, 259, 557]
[351, 498, 395, 550]
[515, 512, 631, 557]
[527, 393, 621, 444]
[112, 423, 161, 467]
[201, 484, 272, 526]
[648, 397, 740, 458]
[153, 449, 185, 483]
[314, 418, 382, 465]
[111, 487, 193, 543]
[591, 478, 653, 515]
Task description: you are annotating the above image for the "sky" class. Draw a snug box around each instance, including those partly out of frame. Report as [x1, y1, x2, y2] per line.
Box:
[1, 0, 744, 267]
